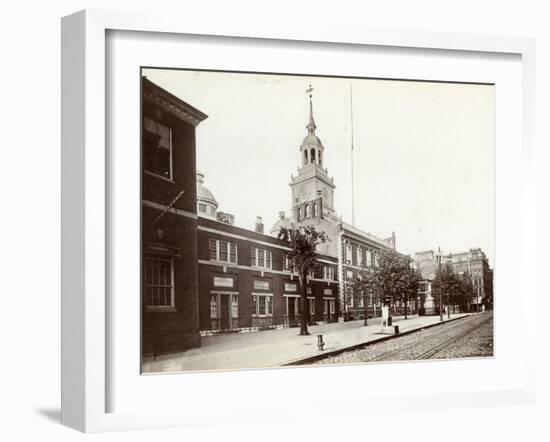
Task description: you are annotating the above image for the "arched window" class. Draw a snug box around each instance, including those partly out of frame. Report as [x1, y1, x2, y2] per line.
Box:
[310, 148, 316, 164]
[304, 150, 308, 165]
[313, 202, 318, 217]
[318, 150, 322, 166]
[305, 204, 310, 218]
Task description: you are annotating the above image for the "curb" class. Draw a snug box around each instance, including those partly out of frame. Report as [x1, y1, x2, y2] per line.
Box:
[279, 314, 472, 366]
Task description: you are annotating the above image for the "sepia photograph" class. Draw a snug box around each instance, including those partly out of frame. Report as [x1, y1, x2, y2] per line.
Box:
[140, 68, 494, 374]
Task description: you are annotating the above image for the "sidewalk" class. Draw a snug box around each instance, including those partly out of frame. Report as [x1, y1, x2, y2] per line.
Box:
[143, 313, 471, 373]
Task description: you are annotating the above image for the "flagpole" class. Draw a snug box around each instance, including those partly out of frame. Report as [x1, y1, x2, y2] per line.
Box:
[350, 84, 355, 227]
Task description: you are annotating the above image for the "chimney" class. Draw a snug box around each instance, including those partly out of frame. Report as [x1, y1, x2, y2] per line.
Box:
[255, 216, 264, 234]
[278, 211, 285, 220]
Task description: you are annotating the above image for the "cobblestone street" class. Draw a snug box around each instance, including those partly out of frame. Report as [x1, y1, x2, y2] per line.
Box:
[313, 312, 493, 365]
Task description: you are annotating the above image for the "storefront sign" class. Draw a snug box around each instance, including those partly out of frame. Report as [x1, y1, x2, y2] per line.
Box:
[213, 276, 234, 288]
[253, 280, 270, 290]
[324, 288, 333, 296]
[284, 283, 297, 292]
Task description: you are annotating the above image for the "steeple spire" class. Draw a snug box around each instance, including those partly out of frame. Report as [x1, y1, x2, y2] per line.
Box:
[306, 85, 316, 133]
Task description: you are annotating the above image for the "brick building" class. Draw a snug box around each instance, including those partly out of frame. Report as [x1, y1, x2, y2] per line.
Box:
[415, 248, 494, 314]
[141, 78, 208, 356]
[196, 196, 339, 334]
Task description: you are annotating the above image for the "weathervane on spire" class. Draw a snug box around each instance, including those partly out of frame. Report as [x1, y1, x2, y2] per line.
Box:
[305, 84, 316, 133]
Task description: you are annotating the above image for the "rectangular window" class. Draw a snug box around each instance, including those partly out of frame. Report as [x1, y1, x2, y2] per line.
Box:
[366, 250, 372, 267]
[209, 239, 237, 263]
[330, 300, 335, 314]
[229, 242, 237, 264]
[345, 243, 352, 264]
[143, 117, 172, 180]
[374, 253, 379, 268]
[284, 256, 294, 272]
[309, 298, 315, 315]
[308, 269, 315, 279]
[252, 294, 273, 317]
[209, 239, 217, 260]
[323, 265, 335, 280]
[250, 247, 272, 269]
[144, 256, 174, 307]
[359, 291, 364, 308]
[210, 294, 218, 319]
[357, 248, 363, 266]
[219, 240, 228, 262]
[231, 295, 239, 318]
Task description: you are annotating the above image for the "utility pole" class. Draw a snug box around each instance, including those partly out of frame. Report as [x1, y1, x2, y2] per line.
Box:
[350, 84, 355, 227]
[438, 247, 443, 322]
[447, 252, 452, 319]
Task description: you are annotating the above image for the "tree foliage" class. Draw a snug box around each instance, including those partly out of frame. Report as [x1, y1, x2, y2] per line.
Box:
[278, 225, 326, 335]
[364, 249, 414, 306]
[432, 264, 474, 313]
[350, 249, 422, 319]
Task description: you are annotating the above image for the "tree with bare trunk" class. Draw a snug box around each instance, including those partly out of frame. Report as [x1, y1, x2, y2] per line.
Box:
[278, 225, 326, 336]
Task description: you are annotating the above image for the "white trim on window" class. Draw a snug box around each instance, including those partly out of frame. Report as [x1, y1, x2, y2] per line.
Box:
[345, 243, 352, 265]
[143, 117, 173, 181]
[250, 247, 272, 269]
[251, 293, 274, 317]
[144, 256, 175, 310]
[209, 238, 238, 264]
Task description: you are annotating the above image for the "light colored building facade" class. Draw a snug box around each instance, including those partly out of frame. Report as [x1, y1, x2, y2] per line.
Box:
[271, 91, 402, 321]
[414, 248, 493, 313]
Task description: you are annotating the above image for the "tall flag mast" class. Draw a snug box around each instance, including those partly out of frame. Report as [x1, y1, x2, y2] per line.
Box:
[350, 83, 356, 226]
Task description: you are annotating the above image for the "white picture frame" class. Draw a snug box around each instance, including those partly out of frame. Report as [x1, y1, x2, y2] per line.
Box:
[61, 9, 537, 433]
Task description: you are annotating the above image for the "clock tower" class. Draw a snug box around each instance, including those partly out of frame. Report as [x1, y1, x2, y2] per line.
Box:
[290, 86, 337, 222]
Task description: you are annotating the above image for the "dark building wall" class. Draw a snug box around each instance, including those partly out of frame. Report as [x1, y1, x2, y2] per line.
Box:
[141, 78, 207, 356]
[197, 216, 339, 332]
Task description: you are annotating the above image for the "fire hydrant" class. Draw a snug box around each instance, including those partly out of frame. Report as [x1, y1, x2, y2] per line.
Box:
[317, 334, 325, 351]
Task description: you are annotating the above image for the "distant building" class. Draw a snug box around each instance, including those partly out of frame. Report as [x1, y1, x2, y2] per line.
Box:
[414, 248, 494, 313]
[141, 77, 208, 356]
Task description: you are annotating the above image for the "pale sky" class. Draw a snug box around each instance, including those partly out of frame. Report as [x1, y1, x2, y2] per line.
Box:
[143, 68, 495, 266]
